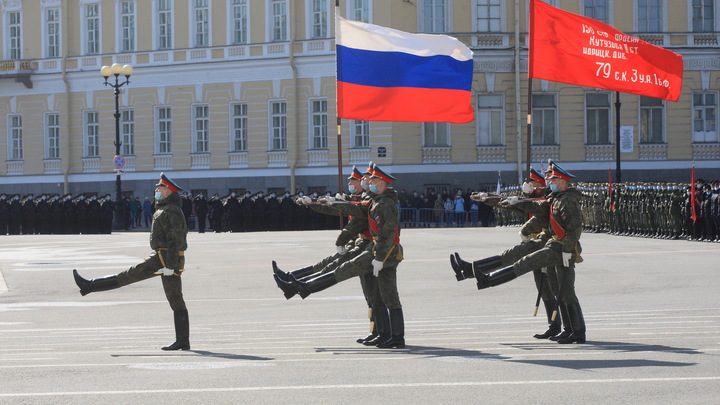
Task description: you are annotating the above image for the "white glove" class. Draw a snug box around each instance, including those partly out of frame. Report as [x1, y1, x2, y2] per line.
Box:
[372, 260, 384, 277]
[335, 193, 346, 201]
[562, 252, 573, 267]
[470, 192, 488, 202]
[521, 182, 534, 195]
[336, 245, 348, 255]
[159, 267, 174, 276]
[506, 196, 520, 205]
[519, 231, 530, 242]
[318, 196, 335, 205]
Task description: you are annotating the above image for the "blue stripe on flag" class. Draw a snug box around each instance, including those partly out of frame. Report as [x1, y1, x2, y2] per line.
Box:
[337, 45, 473, 91]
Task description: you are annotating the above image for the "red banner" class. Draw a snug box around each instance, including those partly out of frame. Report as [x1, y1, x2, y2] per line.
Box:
[529, 0, 683, 102]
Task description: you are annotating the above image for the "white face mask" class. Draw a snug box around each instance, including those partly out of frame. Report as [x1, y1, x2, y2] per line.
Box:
[154, 191, 163, 201]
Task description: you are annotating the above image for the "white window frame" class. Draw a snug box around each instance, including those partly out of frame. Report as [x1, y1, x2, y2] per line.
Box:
[476, 94, 505, 146]
[120, 109, 135, 156]
[585, 92, 612, 145]
[269, 100, 287, 150]
[689, 0, 717, 33]
[582, 0, 612, 25]
[307, 0, 330, 39]
[191, 0, 211, 47]
[423, 122, 451, 147]
[85, 110, 100, 158]
[43, 6, 61, 58]
[193, 104, 210, 153]
[309, 99, 328, 149]
[350, 120, 370, 148]
[228, 0, 249, 45]
[531, 93, 559, 145]
[692, 91, 718, 143]
[639, 96, 666, 144]
[230, 103, 248, 152]
[81, 2, 101, 55]
[635, 0, 666, 32]
[154, 0, 174, 50]
[118, 0, 136, 53]
[473, 0, 503, 33]
[8, 114, 23, 160]
[156, 106, 172, 154]
[45, 112, 60, 159]
[268, 0, 288, 42]
[345, 0, 371, 23]
[420, 0, 450, 33]
[5, 11, 22, 60]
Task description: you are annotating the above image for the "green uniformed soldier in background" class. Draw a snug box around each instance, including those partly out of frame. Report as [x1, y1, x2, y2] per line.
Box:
[73, 173, 190, 351]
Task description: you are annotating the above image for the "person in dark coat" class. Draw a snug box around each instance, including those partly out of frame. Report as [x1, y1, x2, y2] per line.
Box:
[21, 194, 36, 235]
[8, 194, 22, 234]
[193, 193, 208, 233]
[0, 194, 8, 235]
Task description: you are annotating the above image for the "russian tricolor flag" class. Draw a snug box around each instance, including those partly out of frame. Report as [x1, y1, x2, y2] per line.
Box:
[336, 16, 474, 124]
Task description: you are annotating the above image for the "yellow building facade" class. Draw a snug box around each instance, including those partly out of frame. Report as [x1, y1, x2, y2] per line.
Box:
[0, 0, 718, 198]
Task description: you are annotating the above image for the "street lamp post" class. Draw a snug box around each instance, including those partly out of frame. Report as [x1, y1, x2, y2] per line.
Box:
[100, 63, 133, 230]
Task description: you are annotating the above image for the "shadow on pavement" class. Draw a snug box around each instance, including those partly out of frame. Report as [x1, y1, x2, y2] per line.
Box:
[111, 350, 274, 361]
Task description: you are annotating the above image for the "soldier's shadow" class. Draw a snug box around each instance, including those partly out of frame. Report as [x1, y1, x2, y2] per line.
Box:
[315, 345, 509, 361]
[111, 350, 273, 361]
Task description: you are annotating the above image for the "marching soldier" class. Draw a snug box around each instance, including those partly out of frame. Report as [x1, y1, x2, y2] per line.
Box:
[452, 162, 586, 344]
[73, 173, 190, 351]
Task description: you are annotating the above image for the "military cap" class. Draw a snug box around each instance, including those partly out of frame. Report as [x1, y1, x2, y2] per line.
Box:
[156, 172, 182, 193]
[528, 167, 546, 185]
[544, 159, 556, 174]
[548, 162, 575, 182]
[370, 164, 396, 184]
[362, 161, 375, 176]
[347, 165, 363, 180]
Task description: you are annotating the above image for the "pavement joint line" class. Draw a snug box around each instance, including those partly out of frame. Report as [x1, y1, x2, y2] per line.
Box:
[2, 376, 720, 397]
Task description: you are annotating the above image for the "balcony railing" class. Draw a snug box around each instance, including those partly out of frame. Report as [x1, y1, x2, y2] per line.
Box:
[154, 154, 173, 171]
[639, 143, 667, 160]
[348, 148, 370, 165]
[422, 146, 452, 164]
[228, 151, 248, 168]
[191, 153, 210, 169]
[307, 149, 329, 166]
[531, 145, 560, 163]
[585, 144, 614, 161]
[476, 145, 506, 162]
[268, 150, 288, 167]
[692, 143, 720, 160]
[82, 157, 100, 173]
[43, 159, 61, 174]
[6, 160, 23, 176]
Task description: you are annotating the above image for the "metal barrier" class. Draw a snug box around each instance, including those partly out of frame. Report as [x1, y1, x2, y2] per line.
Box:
[398, 207, 499, 228]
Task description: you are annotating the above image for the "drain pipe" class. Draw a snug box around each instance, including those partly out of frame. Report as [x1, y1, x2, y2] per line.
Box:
[288, 0, 299, 192]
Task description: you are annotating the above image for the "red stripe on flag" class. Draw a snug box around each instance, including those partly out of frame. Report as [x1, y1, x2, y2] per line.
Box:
[337, 82, 474, 124]
[529, 0, 683, 101]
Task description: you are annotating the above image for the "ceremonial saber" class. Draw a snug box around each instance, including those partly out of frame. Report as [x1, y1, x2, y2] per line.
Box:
[533, 271, 545, 316]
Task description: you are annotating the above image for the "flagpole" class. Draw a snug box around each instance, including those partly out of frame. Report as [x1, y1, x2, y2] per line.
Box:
[335, 0, 343, 230]
[614, 91, 622, 183]
[526, 77, 533, 176]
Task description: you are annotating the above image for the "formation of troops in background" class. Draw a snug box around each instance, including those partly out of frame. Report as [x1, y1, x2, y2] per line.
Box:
[1, 178, 718, 241]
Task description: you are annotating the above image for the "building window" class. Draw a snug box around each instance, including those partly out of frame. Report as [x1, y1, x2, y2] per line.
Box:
[7, 11, 22, 60]
[586, 93, 611, 144]
[640, 96, 665, 143]
[310, 99, 328, 149]
[193, 105, 210, 153]
[349, 0, 370, 22]
[693, 92, 718, 143]
[423, 122, 450, 147]
[193, 0, 209, 47]
[271, 0, 288, 41]
[270, 101, 287, 150]
[157, 0, 173, 50]
[231, 0, 248, 44]
[422, 0, 448, 33]
[85, 111, 99, 157]
[45, 7, 60, 58]
[476, 0, 501, 32]
[84, 3, 100, 55]
[692, 0, 715, 32]
[532, 94, 557, 145]
[231, 103, 248, 151]
[476, 95, 504, 145]
[156, 107, 172, 154]
[120, 1, 135, 52]
[637, 0, 662, 32]
[120, 109, 135, 155]
[310, 0, 329, 38]
[8, 115, 23, 160]
[584, 0, 609, 24]
[46, 113, 60, 159]
[351, 120, 370, 148]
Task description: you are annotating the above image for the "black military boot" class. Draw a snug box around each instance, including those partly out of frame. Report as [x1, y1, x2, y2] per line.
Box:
[364, 305, 390, 346]
[451, 253, 502, 281]
[549, 302, 572, 341]
[557, 302, 586, 344]
[162, 309, 191, 351]
[291, 272, 337, 299]
[533, 299, 562, 339]
[357, 306, 378, 344]
[376, 308, 405, 349]
[73, 269, 119, 296]
[272, 261, 314, 282]
[476, 265, 517, 290]
[273, 274, 299, 300]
